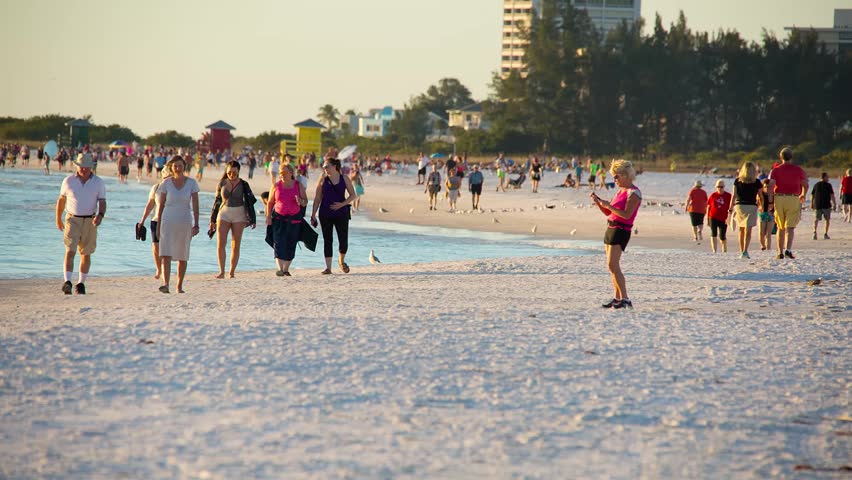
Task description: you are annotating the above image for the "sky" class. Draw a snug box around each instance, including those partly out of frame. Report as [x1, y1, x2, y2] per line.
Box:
[1, 0, 849, 139]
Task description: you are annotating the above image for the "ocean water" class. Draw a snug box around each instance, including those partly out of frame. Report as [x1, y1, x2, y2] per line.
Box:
[0, 168, 591, 279]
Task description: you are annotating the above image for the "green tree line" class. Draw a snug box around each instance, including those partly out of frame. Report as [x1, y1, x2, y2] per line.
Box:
[485, 1, 852, 166]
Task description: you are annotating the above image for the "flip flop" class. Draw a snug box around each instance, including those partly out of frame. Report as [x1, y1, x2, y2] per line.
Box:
[321, 269, 332, 275]
[340, 262, 350, 274]
[158, 285, 169, 294]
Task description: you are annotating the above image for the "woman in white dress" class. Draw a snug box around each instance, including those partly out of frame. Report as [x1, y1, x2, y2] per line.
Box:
[156, 156, 200, 293]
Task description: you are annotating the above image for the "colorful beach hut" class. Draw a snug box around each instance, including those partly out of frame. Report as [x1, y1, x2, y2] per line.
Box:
[205, 120, 236, 153]
[65, 118, 94, 148]
[293, 119, 324, 157]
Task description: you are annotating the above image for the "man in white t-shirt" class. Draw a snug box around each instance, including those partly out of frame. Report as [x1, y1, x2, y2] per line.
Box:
[416, 152, 430, 185]
[268, 156, 280, 180]
[55, 153, 107, 295]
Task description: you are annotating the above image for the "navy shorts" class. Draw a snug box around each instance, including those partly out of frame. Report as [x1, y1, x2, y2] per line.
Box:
[150, 220, 159, 243]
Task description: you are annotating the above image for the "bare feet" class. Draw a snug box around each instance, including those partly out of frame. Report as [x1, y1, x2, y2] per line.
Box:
[228, 272, 235, 279]
[154, 272, 161, 279]
[214, 272, 225, 279]
[177, 288, 185, 293]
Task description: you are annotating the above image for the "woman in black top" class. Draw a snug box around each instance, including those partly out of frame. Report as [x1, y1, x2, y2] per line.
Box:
[731, 162, 763, 259]
[529, 157, 543, 193]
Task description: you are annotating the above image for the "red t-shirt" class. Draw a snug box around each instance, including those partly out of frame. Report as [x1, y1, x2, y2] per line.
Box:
[769, 163, 807, 195]
[687, 188, 708, 213]
[707, 191, 732, 222]
[841, 176, 852, 194]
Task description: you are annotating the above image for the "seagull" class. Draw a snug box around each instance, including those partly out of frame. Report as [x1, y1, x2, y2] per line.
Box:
[369, 249, 381, 264]
[570, 229, 577, 236]
[633, 228, 639, 235]
[492, 217, 500, 224]
[409, 208, 415, 214]
[531, 224, 538, 233]
[378, 207, 389, 213]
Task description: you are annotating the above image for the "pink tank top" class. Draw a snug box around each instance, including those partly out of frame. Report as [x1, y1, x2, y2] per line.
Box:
[607, 186, 642, 229]
[273, 180, 301, 216]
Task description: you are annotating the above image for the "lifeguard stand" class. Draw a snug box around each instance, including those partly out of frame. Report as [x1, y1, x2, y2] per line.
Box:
[65, 118, 94, 148]
[293, 119, 324, 157]
[205, 120, 236, 153]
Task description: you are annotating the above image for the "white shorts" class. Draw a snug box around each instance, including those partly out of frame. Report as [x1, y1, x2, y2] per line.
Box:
[217, 205, 248, 224]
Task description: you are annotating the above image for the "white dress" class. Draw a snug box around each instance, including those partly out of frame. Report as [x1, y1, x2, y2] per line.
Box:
[159, 177, 199, 261]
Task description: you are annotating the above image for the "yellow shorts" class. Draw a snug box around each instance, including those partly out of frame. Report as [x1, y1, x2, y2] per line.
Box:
[64, 215, 98, 255]
[774, 196, 802, 229]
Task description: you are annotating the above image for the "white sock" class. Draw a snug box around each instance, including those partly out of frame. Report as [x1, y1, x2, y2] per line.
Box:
[64, 271, 72, 282]
[78, 273, 87, 284]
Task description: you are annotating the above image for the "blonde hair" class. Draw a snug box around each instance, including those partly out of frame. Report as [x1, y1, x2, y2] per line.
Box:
[737, 162, 757, 182]
[278, 163, 294, 177]
[610, 159, 636, 182]
[165, 155, 186, 176]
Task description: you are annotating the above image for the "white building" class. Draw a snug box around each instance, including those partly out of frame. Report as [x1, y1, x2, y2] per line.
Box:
[357, 106, 398, 138]
[785, 9, 852, 57]
[501, 0, 642, 77]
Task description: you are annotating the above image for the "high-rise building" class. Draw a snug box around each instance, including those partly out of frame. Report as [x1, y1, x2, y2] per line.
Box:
[785, 9, 852, 58]
[501, 0, 541, 77]
[500, 0, 642, 77]
[574, 0, 642, 39]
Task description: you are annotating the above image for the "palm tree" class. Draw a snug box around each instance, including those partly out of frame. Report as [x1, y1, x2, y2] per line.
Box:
[317, 104, 340, 131]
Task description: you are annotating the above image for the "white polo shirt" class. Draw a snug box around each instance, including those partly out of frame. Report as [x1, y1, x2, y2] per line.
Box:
[60, 174, 106, 216]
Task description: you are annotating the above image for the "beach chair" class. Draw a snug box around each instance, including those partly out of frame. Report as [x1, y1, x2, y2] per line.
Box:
[508, 172, 526, 189]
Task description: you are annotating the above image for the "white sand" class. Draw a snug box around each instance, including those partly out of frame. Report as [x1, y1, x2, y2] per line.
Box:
[1, 166, 850, 478]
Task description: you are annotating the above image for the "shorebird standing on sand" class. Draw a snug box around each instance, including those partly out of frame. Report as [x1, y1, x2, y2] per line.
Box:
[369, 249, 381, 264]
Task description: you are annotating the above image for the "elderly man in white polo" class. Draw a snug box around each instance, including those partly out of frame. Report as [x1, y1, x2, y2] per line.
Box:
[55, 152, 107, 294]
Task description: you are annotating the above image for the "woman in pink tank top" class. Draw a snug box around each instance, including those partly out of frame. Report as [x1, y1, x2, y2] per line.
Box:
[266, 164, 307, 276]
[590, 160, 642, 310]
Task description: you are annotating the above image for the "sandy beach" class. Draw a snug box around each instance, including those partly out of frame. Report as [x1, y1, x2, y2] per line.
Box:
[1, 163, 850, 477]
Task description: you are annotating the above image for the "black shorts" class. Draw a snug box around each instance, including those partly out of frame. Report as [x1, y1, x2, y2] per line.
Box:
[689, 212, 705, 227]
[588, 175, 596, 184]
[532, 174, 541, 181]
[709, 218, 727, 240]
[150, 220, 159, 243]
[428, 184, 441, 194]
[119, 166, 130, 175]
[470, 184, 482, 195]
[604, 227, 631, 251]
[418, 167, 426, 175]
[842, 193, 852, 205]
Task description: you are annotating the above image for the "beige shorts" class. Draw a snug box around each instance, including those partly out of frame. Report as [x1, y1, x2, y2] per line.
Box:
[734, 204, 758, 228]
[64, 215, 98, 255]
[217, 205, 248, 224]
[774, 195, 802, 229]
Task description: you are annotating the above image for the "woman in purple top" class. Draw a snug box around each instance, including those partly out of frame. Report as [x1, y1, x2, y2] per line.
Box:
[590, 160, 642, 309]
[310, 157, 358, 274]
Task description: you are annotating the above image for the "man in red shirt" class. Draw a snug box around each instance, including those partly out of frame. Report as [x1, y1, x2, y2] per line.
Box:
[685, 180, 708, 243]
[707, 179, 732, 253]
[768, 147, 808, 259]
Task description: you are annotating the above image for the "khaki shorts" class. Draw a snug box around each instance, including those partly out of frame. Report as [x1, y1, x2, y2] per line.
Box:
[217, 205, 248, 224]
[774, 195, 802, 229]
[64, 215, 98, 255]
[734, 204, 758, 228]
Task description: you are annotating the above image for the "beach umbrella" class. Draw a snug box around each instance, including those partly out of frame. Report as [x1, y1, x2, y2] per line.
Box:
[109, 140, 129, 150]
[430, 153, 446, 159]
[338, 145, 357, 161]
[43, 140, 58, 158]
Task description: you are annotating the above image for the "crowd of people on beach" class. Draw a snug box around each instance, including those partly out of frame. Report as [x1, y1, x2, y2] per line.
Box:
[41, 140, 852, 309]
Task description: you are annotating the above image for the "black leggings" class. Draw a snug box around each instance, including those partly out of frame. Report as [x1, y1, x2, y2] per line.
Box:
[319, 215, 349, 258]
[710, 218, 727, 240]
